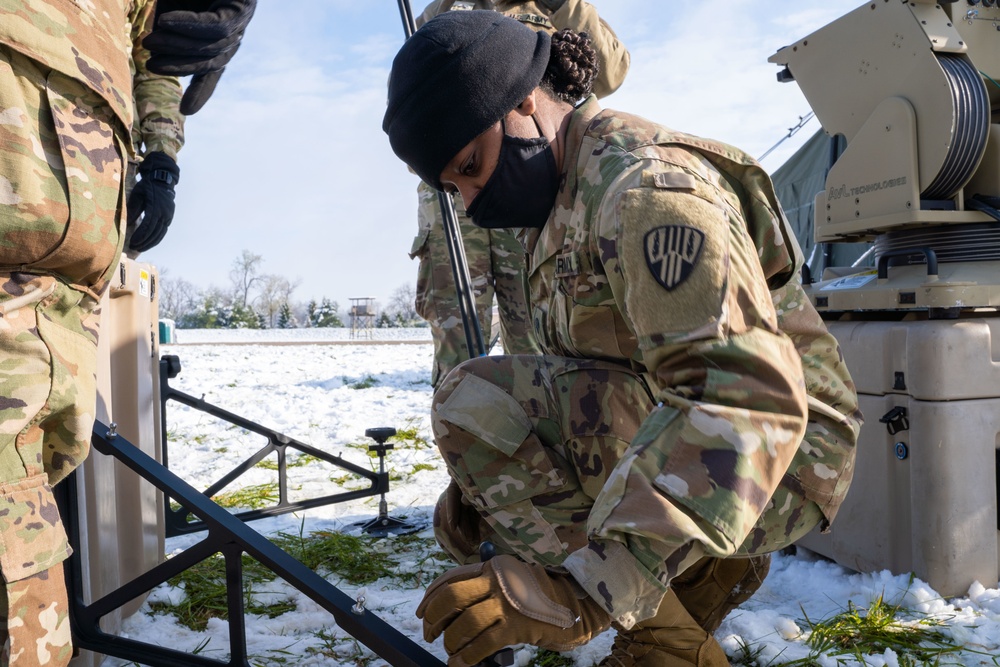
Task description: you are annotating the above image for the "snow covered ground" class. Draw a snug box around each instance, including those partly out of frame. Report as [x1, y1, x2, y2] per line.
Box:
[108, 330, 1000, 667]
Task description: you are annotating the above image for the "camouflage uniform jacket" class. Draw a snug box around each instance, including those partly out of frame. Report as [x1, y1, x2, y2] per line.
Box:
[528, 97, 861, 626]
[0, 0, 133, 136]
[129, 0, 184, 160]
[419, 0, 630, 97]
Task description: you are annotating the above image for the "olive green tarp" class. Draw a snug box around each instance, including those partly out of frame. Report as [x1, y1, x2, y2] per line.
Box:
[770, 129, 871, 277]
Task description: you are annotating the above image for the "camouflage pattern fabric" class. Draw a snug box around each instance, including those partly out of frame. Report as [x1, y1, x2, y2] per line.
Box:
[412, 0, 630, 387]
[0, 5, 130, 661]
[124, 0, 185, 257]
[433, 355, 653, 563]
[432, 97, 862, 629]
[411, 185, 542, 387]
[128, 0, 184, 162]
[0, 0, 133, 132]
[0, 274, 102, 666]
[0, 47, 127, 298]
[0, 564, 71, 666]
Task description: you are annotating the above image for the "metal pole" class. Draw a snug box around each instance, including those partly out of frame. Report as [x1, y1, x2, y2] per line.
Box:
[395, 0, 487, 359]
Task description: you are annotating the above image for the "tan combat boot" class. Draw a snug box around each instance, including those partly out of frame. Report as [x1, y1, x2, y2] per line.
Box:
[671, 554, 772, 633]
[600, 588, 730, 667]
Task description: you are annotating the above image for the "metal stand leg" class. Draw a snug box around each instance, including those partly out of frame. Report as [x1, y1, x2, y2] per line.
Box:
[352, 427, 423, 537]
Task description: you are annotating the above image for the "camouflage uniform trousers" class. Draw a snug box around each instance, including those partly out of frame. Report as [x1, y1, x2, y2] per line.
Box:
[431, 355, 828, 622]
[0, 47, 126, 666]
[411, 182, 542, 388]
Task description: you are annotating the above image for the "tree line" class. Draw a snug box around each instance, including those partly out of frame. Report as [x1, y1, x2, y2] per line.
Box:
[158, 250, 422, 330]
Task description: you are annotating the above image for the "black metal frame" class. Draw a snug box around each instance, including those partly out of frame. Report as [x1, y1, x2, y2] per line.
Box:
[158, 355, 388, 537]
[63, 421, 444, 667]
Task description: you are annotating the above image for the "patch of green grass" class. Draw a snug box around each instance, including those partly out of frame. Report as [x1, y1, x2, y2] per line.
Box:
[324, 469, 375, 490]
[800, 595, 967, 664]
[379, 534, 452, 587]
[288, 453, 322, 468]
[345, 439, 371, 452]
[149, 528, 452, 637]
[728, 637, 769, 666]
[307, 633, 372, 666]
[347, 375, 380, 390]
[211, 482, 279, 509]
[525, 649, 575, 667]
[254, 453, 322, 471]
[271, 530, 395, 583]
[750, 592, 991, 667]
[389, 417, 430, 449]
[410, 463, 436, 474]
[148, 552, 283, 631]
[254, 458, 279, 471]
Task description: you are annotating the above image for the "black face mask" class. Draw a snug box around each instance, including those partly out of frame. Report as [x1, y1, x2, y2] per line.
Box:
[465, 120, 559, 229]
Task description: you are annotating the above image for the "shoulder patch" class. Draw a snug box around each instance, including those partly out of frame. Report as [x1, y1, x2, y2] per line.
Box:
[644, 225, 705, 291]
[449, 1, 476, 10]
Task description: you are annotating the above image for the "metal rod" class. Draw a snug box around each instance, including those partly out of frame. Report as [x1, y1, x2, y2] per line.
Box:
[394, 0, 486, 359]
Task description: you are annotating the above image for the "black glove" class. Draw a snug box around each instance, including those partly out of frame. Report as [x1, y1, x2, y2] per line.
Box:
[127, 152, 180, 253]
[143, 0, 257, 114]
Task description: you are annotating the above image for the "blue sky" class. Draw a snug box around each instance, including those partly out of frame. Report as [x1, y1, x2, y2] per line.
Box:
[147, 0, 863, 312]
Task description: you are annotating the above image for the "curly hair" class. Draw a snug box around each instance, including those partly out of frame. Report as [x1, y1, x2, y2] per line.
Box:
[541, 29, 599, 104]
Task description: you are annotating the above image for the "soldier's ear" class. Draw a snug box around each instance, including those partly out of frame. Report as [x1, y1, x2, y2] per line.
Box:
[515, 90, 538, 116]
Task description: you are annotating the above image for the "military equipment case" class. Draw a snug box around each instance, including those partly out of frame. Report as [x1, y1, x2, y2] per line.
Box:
[797, 317, 1000, 597]
[70, 257, 164, 667]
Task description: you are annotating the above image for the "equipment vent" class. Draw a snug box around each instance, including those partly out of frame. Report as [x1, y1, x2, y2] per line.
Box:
[874, 223, 1000, 265]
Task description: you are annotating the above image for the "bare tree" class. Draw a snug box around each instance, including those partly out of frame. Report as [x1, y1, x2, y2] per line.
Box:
[229, 249, 263, 308]
[255, 273, 300, 328]
[387, 283, 418, 323]
[157, 268, 200, 322]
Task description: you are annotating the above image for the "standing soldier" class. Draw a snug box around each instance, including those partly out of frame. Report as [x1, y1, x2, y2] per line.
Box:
[0, 1, 252, 663]
[410, 0, 630, 388]
[124, 0, 186, 257]
[384, 11, 863, 666]
[0, 2, 133, 664]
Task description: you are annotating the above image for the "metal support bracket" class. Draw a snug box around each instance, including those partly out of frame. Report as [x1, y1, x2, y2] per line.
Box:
[62, 422, 444, 667]
[159, 355, 392, 536]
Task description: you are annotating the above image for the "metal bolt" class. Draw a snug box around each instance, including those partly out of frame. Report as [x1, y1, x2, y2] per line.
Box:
[107, 422, 118, 439]
[352, 591, 367, 615]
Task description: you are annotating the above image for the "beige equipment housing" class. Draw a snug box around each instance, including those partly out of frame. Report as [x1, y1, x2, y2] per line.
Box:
[770, 0, 1000, 597]
[69, 257, 164, 667]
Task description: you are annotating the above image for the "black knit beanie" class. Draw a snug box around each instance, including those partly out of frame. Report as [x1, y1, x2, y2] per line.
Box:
[382, 10, 551, 190]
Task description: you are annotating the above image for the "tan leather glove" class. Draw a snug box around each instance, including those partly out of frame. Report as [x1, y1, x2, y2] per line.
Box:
[416, 555, 611, 667]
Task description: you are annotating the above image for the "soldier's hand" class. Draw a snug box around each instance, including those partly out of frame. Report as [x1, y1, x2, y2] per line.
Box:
[127, 152, 180, 253]
[416, 555, 611, 667]
[143, 0, 257, 114]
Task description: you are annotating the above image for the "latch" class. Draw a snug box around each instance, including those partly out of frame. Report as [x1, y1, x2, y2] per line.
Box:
[879, 406, 909, 436]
